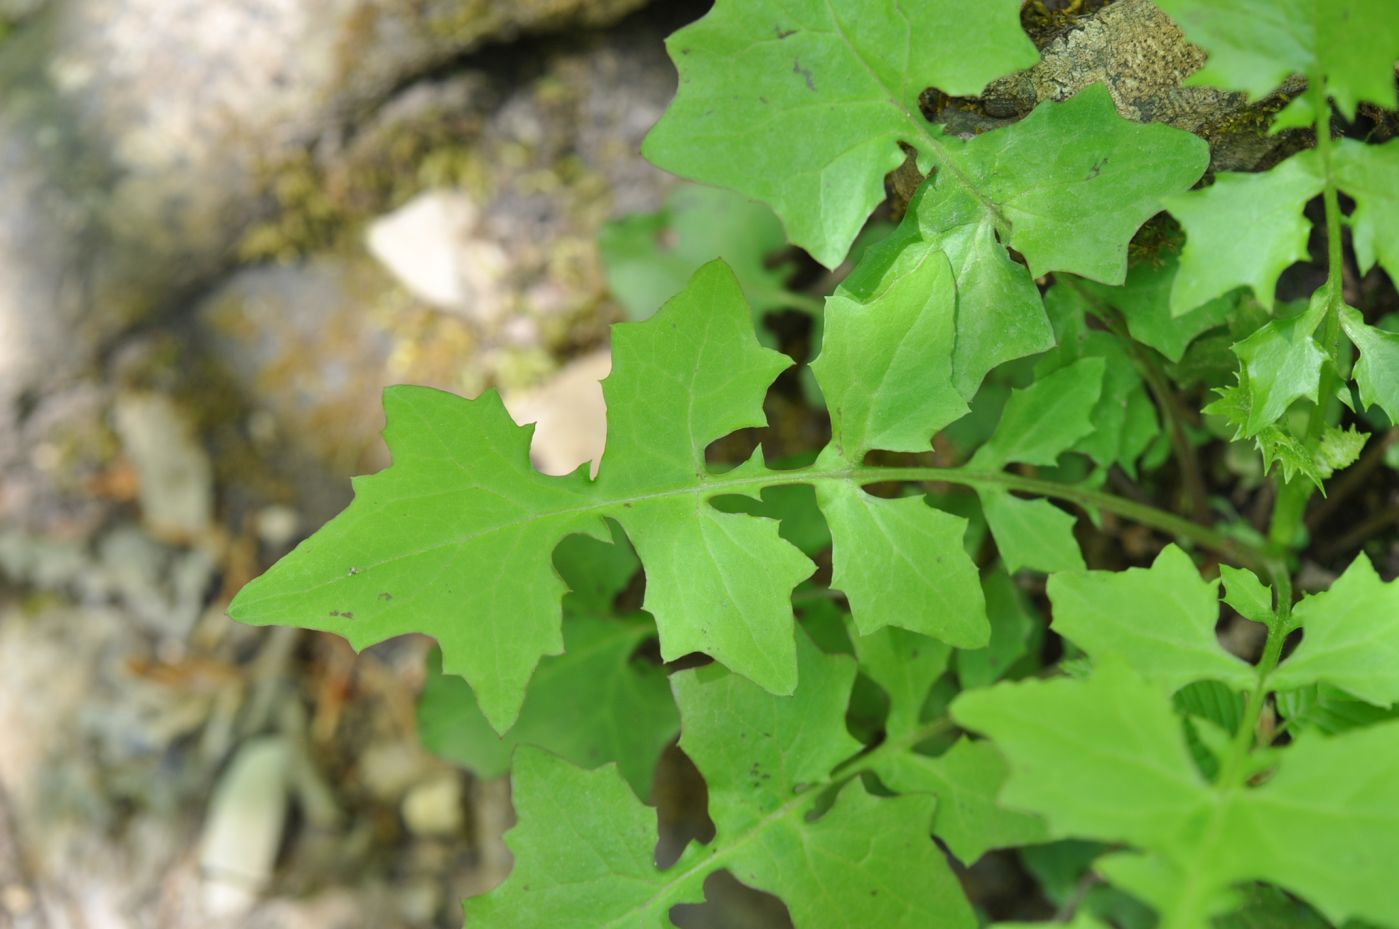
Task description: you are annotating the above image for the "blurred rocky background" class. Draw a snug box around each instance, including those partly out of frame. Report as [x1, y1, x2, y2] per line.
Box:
[0, 0, 699, 925]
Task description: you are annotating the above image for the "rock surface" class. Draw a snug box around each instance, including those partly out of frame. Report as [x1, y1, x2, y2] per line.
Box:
[0, 0, 657, 533]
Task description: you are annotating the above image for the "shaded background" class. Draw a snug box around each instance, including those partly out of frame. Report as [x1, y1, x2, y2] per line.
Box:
[0, 1, 714, 925]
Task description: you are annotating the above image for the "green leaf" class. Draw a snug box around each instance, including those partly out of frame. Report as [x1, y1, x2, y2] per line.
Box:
[1341, 305, 1399, 422]
[596, 264, 818, 697]
[1156, 0, 1399, 120]
[874, 737, 1048, 864]
[466, 747, 699, 925]
[1164, 153, 1323, 314]
[1078, 253, 1234, 363]
[599, 184, 809, 321]
[980, 490, 1085, 575]
[468, 633, 976, 928]
[1233, 721, 1399, 928]
[227, 383, 604, 732]
[840, 86, 1205, 396]
[850, 625, 951, 738]
[1219, 564, 1274, 626]
[1232, 308, 1326, 435]
[959, 87, 1208, 285]
[816, 473, 988, 646]
[812, 247, 966, 459]
[850, 185, 1052, 398]
[417, 613, 678, 797]
[953, 659, 1212, 850]
[956, 567, 1039, 689]
[1334, 138, 1399, 283]
[1270, 553, 1399, 706]
[231, 261, 816, 731]
[642, 0, 1038, 267]
[958, 657, 1399, 929]
[973, 357, 1106, 469]
[1276, 683, 1399, 735]
[1046, 545, 1257, 693]
[1315, 424, 1367, 476]
[1039, 284, 1160, 475]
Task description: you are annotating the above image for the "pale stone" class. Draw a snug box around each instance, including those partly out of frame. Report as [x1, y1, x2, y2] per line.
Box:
[366, 190, 509, 320]
[503, 348, 611, 477]
[112, 391, 215, 542]
[198, 736, 292, 918]
[400, 773, 464, 837]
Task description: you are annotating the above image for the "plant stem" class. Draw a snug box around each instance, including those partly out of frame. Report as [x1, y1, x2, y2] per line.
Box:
[1267, 76, 1347, 552]
[835, 465, 1261, 570]
[1215, 621, 1286, 789]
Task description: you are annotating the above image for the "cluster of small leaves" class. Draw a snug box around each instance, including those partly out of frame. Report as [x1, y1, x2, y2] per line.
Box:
[229, 1, 1399, 927]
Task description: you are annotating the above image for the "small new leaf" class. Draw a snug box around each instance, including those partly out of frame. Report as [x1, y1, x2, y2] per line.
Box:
[1341, 305, 1399, 422]
[1233, 309, 1326, 435]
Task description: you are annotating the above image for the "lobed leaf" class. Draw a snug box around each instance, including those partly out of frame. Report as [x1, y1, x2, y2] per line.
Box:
[1046, 545, 1257, 693]
[980, 491, 1084, 575]
[1270, 553, 1399, 706]
[817, 475, 987, 646]
[865, 87, 1207, 397]
[642, 0, 1037, 267]
[812, 248, 965, 459]
[1156, 0, 1399, 122]
[467, 633, 976, 928]
[1341, 305, 1399, 422]
[953, 659, 1213, 850]
[1334, 138, 1399, 283]
[232, 261, 816, 731]
[972, 357, 1106, 470]
[417, 614, 678, 798]
[959, 660, 1399, 929]
[874, 737, 1048, 864]
[226, 384, 603, 732]
[1164, 153, 1323, 315]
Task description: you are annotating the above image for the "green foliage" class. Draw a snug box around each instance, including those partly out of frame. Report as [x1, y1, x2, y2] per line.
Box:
[956, 660, 1399, 929]
[1046, 545, 1256, 693]
[417, 530, 678, 796]
[1155, 0, 1399, 123]
[230, 1, 1399, 926]
[467, 634, 976, 928]
[642, 0, 1037, 267]
[598, 184, 814, 322]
